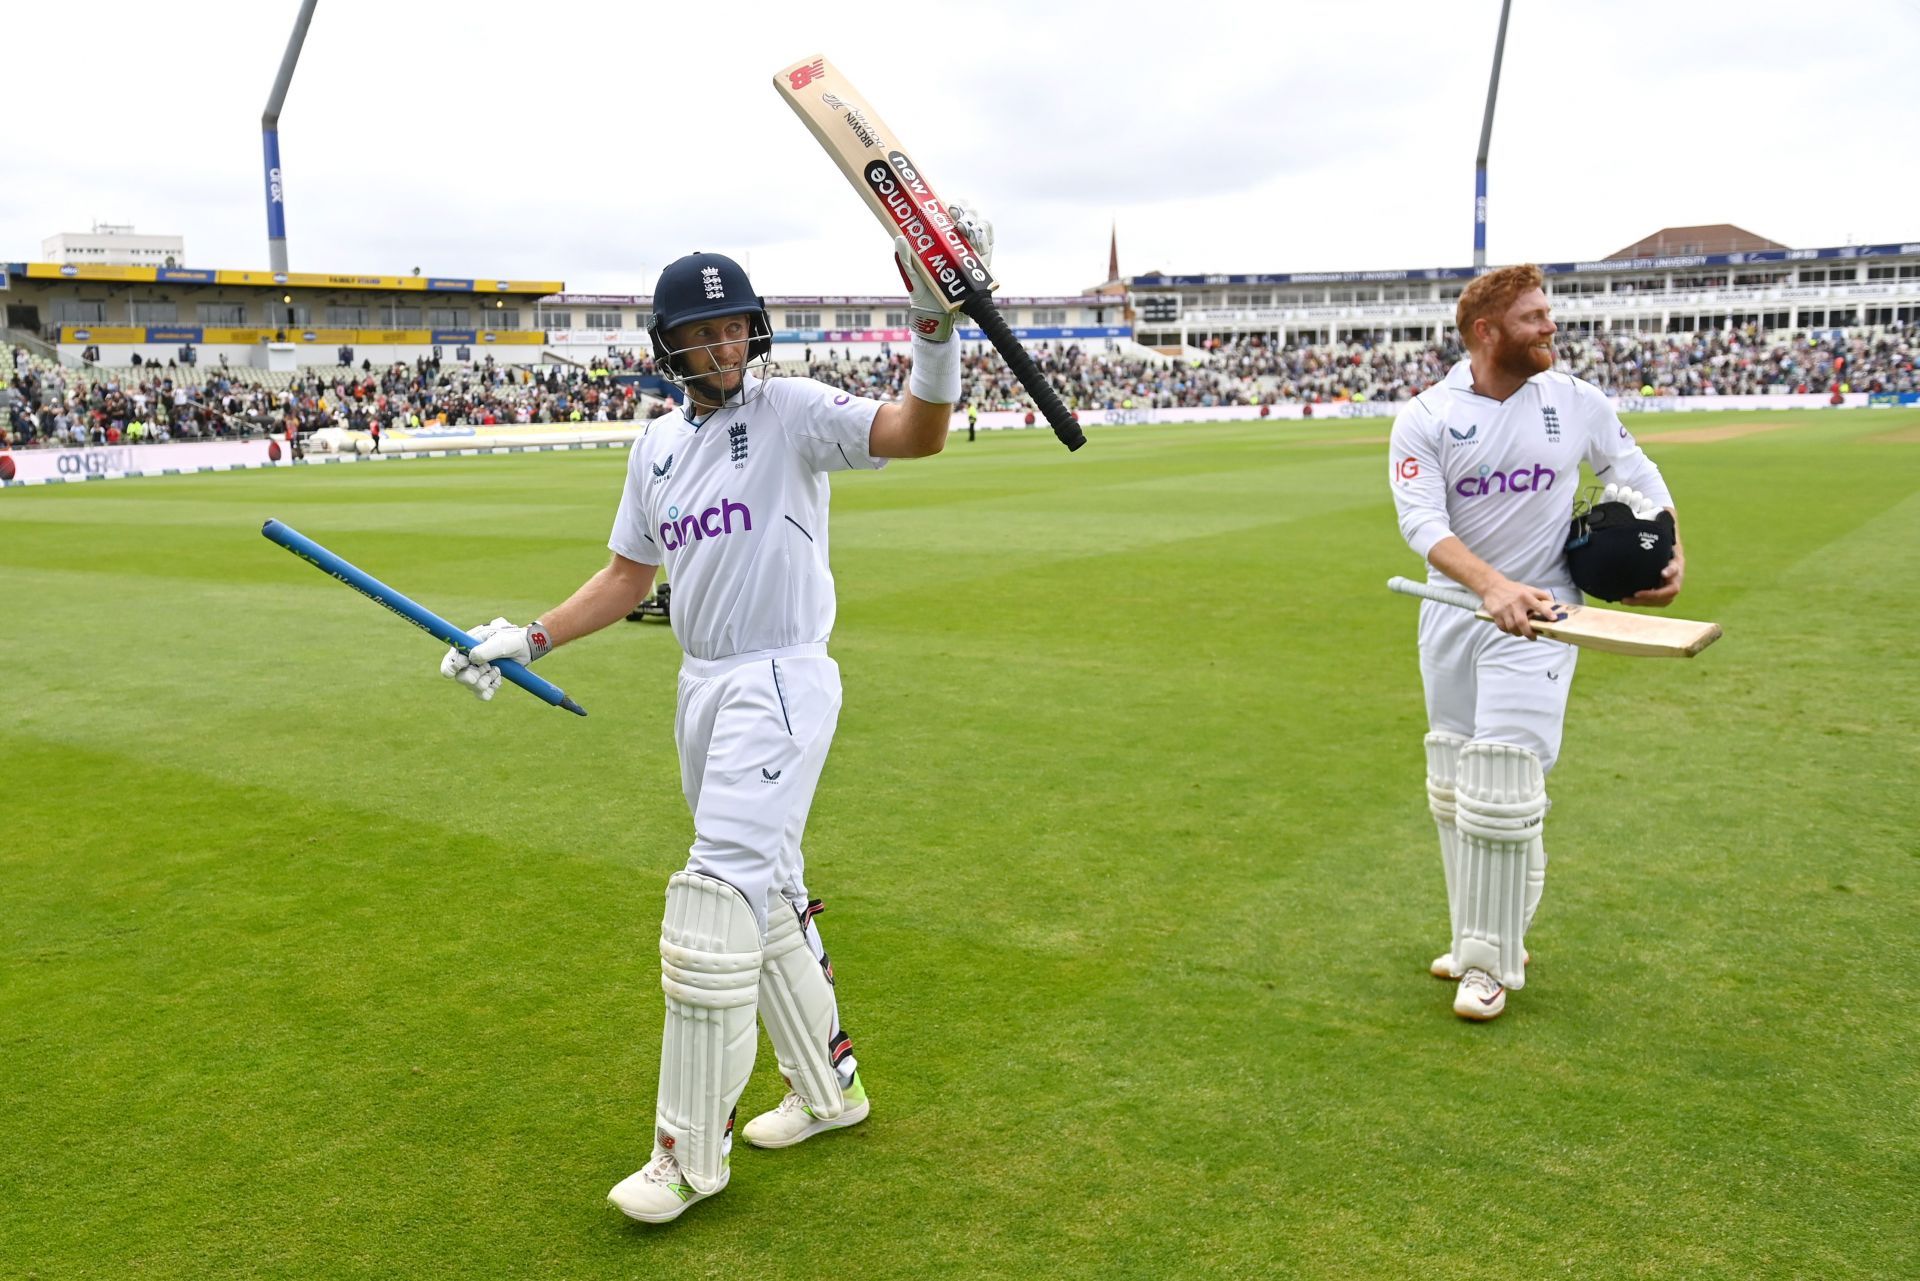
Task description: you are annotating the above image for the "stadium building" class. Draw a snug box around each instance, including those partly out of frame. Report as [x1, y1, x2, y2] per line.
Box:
[3, 223, 1915, 371]
[42, 223, 185, 268]
[1128, 225, 1920, 352]
[537, 291, 1130, 363]
[0, 262, 561, 371]
[0, 259, 1127, 372]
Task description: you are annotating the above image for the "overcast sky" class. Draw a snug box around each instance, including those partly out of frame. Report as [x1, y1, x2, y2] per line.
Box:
[6, 0, 1916, 297]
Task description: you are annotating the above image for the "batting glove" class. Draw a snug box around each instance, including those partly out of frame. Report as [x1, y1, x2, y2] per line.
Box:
[439, 617, 553, 702]
[894, 199, 994, 342]
[1601, 482, 1662, 520]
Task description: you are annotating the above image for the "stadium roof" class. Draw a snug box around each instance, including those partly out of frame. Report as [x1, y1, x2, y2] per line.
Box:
[540, 293, 1107, 307]
[3, 261, 562, 294]
[1608, 225, 1789, 259]
[1123, 237, 1920, 288]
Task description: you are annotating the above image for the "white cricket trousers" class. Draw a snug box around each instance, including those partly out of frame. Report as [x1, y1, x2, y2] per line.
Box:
[675, 642, 843, 935]
[1417, 599, 1578, 773]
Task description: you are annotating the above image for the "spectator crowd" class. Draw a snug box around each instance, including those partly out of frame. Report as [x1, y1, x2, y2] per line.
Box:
[0, 349, 663, 449]
[803, 324, 1919, 412]
[5, 323, 1916, 449]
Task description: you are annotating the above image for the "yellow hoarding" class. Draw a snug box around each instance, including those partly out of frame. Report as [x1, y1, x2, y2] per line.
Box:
[59, 327, 551, 347]
[209, 271, 564, 294]
[474, 280, 567, 295]
[33, 264, 158, 283]
[26, 263, 563, 293]
[213, 270, 419, 291]
[58, 326, 146, 343]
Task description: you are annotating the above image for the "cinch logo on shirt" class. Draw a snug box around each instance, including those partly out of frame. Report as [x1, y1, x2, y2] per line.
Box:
[1454, 464, 1557, 498]
[659, 499, 752, 550]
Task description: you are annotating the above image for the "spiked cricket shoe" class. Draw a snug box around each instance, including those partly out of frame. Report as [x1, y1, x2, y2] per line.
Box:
[742, 1073, 870, 1149]
[608, 1148, 726, 1224]
[1432, 948, 1528, 979]
[1453, 968, 1507, 1021]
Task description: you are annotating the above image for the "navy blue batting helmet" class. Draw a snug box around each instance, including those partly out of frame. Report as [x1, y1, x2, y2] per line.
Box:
[647, 252, 772, 372]
[1565, 501, 1676, 601]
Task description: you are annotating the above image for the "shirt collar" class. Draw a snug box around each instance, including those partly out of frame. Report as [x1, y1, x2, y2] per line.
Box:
[681, 372, 759, 429]
[1446, 357, 1544, 399]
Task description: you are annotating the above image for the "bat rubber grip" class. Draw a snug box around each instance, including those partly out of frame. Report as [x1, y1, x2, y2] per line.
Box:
[960, 296, 1085, 451]
[1386, 575, 1484, 612]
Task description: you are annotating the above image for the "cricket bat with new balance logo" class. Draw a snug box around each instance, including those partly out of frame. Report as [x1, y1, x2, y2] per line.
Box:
[772, 54, 1086, 452]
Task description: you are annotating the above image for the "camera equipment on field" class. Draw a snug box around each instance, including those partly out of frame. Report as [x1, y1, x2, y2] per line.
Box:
[626, 582, 671, 624]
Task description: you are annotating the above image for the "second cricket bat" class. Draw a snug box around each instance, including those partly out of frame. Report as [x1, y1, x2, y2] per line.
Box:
[1387, 576, 1722, 658]
[773, 54, 1086, 452]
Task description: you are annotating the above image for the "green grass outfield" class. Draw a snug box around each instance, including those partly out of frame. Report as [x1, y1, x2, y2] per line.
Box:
[3, 409, 1915, 1279]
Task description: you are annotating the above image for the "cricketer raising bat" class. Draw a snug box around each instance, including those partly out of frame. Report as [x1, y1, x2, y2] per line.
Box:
[773, 54, 1087, 453]
[1386, 576, 1721, 658]
[262, 519, 587, 715]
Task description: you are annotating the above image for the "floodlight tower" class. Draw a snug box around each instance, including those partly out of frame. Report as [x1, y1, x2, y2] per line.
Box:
[263, 0, 319, 274]
[1474, 0, 1513, 272]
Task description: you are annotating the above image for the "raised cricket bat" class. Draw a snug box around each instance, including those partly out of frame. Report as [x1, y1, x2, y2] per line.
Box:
[773, 54, 1086, 452]
[1386, 576, 1722, 658]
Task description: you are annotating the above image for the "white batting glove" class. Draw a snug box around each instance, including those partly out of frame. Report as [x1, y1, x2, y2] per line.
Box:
[893, 199, 994, 342]
[1601, 483, 1662, 520]
[949, 197, 994, 270]
[438, 617, 552, 702]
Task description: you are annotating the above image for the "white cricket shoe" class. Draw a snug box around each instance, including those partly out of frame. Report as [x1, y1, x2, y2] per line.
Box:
[1431, 948, 1528, 979]
[607, 1148, 726, 1224]
[742, 1072, 870, 1149]
[1453, 968, 1506, 1021]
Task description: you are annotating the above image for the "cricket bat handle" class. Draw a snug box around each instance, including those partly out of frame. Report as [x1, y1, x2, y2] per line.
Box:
[960, 295, 1086, 452]
[262, 519, 587, 716]
[1386, 575, 1484, 612]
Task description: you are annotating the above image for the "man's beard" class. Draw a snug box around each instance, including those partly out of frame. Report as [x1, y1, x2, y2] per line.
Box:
[1494, 328, 1554, 380]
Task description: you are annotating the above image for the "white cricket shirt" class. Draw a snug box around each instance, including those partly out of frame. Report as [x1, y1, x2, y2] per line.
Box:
[609, 373, 886, 660]
[1388, 359, 1672, 594]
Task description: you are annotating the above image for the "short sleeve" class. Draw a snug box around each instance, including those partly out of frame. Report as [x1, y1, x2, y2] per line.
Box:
[608, 439, 661, 565]
[774, 379, 888, 473]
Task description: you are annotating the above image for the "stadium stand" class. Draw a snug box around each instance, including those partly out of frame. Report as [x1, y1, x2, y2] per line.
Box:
[0, 346, 664, 448]
[6, 323, 1915, 450]
[801, 323, 1920, 413]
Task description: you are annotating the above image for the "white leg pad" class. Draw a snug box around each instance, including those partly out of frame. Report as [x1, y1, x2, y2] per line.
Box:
[656, 871, 762, 1194]
[1524, 837, 1548, 933]
[758, 899, 847, 1120]
[1453, 741, 1545, 991]
[1425, 731, 1468, 963]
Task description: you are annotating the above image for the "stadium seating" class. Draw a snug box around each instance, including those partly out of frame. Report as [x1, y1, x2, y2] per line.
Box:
[6, 322, 1914, 450]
